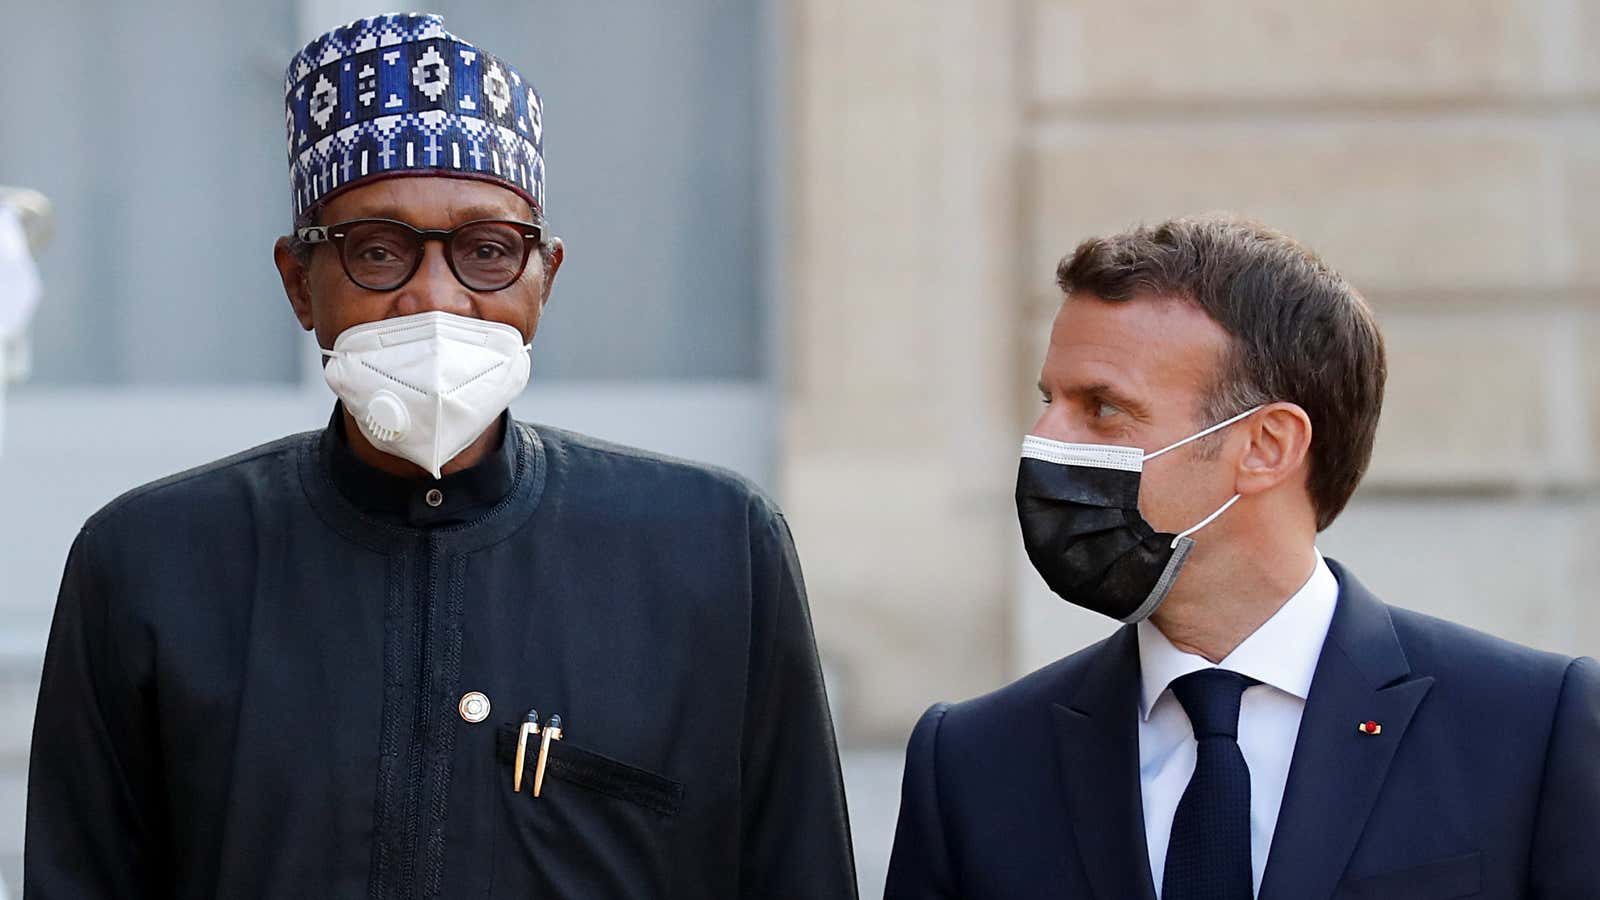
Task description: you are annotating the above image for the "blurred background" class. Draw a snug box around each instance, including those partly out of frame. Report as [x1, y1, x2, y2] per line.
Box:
[3, 1, 1598, 896]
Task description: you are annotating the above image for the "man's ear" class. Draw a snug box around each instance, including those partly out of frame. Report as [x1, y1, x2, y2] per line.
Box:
[1235, 402, 1313, 497]
[274, 237, 315, 331]
[539, 237, 565, 308]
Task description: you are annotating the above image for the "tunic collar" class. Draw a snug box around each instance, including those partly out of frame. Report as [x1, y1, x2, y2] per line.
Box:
[321, 404, 521, 528]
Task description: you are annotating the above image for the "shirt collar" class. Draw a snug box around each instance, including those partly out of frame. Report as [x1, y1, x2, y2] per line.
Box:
[1136, 551, 1339, 720]
[321, 403, 520, 528]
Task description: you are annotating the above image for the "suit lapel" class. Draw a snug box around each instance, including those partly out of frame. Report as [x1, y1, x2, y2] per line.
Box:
[1052, 626, 1159, 900]
[1258, 560, 1433, 900]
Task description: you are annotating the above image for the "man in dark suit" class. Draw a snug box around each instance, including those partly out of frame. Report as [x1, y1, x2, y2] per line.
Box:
[884, 214, 1599, 899]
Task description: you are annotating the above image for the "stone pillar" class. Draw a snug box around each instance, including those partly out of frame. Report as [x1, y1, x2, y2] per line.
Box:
[781, 0, 1025, 743]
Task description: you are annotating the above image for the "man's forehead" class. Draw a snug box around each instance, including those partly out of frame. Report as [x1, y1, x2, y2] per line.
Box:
[1044, 293, 1228, 394]
[322, 177, 536, 224]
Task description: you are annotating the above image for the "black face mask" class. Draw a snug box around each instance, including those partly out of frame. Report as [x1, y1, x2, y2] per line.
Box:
[1014, 408, 1259, 623]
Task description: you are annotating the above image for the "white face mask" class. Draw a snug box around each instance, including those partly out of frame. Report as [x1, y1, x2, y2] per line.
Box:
[320, 311, 532, 479]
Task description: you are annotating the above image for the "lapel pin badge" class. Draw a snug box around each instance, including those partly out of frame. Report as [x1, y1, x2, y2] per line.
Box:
[1357, 720, 1382, 736]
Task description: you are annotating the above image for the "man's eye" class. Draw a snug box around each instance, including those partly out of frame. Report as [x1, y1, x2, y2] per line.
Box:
[1094, 401, 1119, 418]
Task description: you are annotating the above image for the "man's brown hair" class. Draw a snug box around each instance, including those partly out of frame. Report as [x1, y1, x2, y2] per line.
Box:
[1056, 214, 1386, 531]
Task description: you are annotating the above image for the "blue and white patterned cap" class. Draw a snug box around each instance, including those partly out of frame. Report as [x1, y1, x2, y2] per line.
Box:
[285, 13, 544, 221]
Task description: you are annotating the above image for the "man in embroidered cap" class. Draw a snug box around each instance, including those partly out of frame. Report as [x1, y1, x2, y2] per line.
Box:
[24, 14, 856, 899]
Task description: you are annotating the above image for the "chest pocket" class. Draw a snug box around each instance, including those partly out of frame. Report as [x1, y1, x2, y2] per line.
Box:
[488, 724, 684, 899]
[1333, 851, 1481, 900]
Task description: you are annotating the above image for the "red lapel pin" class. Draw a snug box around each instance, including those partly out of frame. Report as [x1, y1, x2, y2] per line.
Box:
[1357, 720, 1382, 736]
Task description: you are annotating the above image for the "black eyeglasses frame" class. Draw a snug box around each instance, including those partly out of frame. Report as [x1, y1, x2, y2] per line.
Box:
[295, 217, 546, 292]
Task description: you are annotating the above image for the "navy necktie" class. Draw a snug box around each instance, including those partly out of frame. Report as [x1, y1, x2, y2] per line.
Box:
[1162, 668, 1259, 900]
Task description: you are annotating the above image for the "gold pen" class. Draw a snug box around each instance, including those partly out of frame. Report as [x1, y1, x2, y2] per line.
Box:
[532, 713, 563, 798]
[513, 709, 540, 793]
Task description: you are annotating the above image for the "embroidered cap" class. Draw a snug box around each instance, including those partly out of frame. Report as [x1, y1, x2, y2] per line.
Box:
[284, 13, 544, 221]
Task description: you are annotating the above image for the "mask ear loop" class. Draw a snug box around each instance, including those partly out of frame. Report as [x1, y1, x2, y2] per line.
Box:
[1136, 405, 1263, 549]
[1141, 405, 1264, 463]
[1170, 493, 1243, 548]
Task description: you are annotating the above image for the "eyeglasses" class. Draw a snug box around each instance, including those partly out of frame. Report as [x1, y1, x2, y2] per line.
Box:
[296, 218, 546, 292]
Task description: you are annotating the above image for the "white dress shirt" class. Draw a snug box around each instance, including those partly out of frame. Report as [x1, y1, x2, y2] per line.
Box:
[1137, 552, 1338, 898]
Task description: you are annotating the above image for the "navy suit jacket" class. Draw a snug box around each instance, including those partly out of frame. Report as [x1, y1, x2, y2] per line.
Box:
[884, 560, 1600, 899]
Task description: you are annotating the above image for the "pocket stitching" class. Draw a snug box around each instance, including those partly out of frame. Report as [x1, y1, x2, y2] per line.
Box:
[545, 747, 684, 817]
[1338, 850, 1482, 899]
[493, 725, 684, 818]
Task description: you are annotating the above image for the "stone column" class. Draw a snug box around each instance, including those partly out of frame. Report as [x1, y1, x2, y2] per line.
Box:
[781, 0, 1025, 743]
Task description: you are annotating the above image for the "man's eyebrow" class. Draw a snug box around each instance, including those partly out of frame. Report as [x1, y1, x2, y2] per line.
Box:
[1045, 380, 1150, 415]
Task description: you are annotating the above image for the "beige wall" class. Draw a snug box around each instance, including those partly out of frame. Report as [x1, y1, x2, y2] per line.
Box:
[785, 0, 1600, 745]
[782, 0, 1026, 744]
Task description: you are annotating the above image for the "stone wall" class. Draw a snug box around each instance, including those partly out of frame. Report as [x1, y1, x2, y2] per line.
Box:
[785, 0, 1600, 744]
[782, 0, 1026, 744]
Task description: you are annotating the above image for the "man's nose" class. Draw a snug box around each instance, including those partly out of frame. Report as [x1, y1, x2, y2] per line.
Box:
[393, 241, 473, 316]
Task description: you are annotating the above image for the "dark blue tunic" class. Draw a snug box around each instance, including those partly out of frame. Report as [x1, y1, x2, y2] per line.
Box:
[25, 411, 857, 898]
